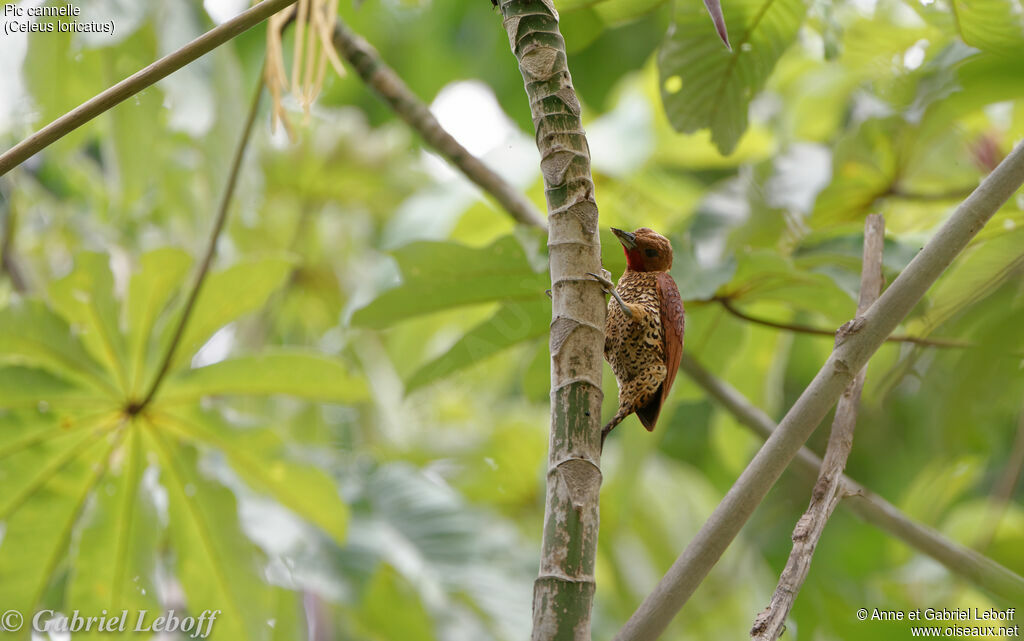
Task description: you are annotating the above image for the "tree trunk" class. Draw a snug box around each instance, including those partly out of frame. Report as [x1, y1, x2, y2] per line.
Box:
[496, 1, 606, 639]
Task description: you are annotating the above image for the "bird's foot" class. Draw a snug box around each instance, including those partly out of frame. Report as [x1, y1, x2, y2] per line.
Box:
[586, 269, 615, 292]
[586, 270, 632, 319]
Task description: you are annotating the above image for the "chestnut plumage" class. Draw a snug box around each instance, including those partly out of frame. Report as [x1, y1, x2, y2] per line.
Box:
[600, 227, 685, 445]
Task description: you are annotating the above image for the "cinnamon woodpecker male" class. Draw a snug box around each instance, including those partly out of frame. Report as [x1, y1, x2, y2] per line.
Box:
[589, 227, 685, 446]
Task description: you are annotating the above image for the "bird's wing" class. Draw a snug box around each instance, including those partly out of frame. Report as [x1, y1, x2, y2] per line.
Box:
[656, 271, 685, 413]
[635, 273, 685, 432]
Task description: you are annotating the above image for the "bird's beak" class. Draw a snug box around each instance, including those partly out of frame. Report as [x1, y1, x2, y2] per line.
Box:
[610, 227, 636, 249]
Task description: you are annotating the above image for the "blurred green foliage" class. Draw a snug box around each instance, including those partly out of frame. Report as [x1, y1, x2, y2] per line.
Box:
[0, 0, 1022, 639]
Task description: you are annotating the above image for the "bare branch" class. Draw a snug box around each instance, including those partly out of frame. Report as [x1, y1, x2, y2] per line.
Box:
[133, 75, 265, 414]
[679, 353, 1024, 605]
[751, 214, 885, 640]
[330, 19, 547, 229]
[0, 0, 298, 177]
[614, 141, 1024, 641]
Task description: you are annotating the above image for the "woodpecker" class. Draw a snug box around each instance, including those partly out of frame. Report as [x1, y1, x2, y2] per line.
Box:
[589, 227, 685, 447]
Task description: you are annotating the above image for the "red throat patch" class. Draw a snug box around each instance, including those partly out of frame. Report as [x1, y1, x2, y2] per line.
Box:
[623, 246, 644, 271]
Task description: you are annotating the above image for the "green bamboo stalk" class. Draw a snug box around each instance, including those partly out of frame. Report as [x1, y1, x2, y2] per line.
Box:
[496, 1, 606, 639]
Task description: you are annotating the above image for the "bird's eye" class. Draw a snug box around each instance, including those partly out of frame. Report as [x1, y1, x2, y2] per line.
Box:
[645, 248, 658, 258]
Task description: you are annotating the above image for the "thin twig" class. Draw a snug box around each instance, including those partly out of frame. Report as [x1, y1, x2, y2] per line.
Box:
[132, 75, 265, 414]
[614, 141, 1024, 641]
[0, 0, 298, 177]
[679, 353, 1024, 605]
[330, 18, 547, 229]
[751, 214, 885, 640]
[713, 296, 972, 349]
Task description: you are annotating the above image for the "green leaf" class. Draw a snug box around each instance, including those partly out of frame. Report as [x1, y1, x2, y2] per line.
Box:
[952, 0, 1024, 56]
[351, 236, 548, 328]
[898, 456, 984, 534]
[658, 0, 808, 154]
[159, 351, 369, 403]
[49, 251, 130, 392]
[0, 366, 103, 408]
[106, 27, 163, 207]
[558, 0, 666, 14]
[125, 248, 193, 396]
[720, 250, 854, 321]
[671, 247, 737, 301]
[145, 428, 272, 640]
[593, 0, 668, 24]
[355, 565, 437, 641]
[269, 588, 307, 641]
[406, 299, 551, 391]
[919, 53, 1024, 141]
[911, 227, 1024, 334]
[523, 339, 551, 403]
[167, 255, 295, 370]
[341, 464, 534, 636]
[274, 263, 346, 340]
[152, 408, 349, 544]
[23, 28, 104, 152]
[809, 118, 900, 228]
[0, 422, 120, 620]
[942, 500, 1024, 572]
[0, 300, 116, 397]
[67, 426, 160, 640]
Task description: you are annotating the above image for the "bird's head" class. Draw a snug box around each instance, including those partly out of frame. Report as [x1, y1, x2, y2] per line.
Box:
[611, 227, 673, 272]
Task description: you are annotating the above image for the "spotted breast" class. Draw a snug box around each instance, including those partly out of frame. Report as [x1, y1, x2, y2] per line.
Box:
[604, 270, 667, 429]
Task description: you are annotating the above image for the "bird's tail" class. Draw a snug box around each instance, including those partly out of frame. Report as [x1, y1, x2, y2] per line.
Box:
[601, 409, 631, 449]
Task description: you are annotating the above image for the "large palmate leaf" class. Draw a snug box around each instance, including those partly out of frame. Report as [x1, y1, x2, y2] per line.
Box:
[658, 0, 807, 154]
[151, 407, 349, 544]
[66, 426, 160, 641]
[48, 252, 127, 386]
[165, 255, 296, 371]
[161, 351, 368, 403]
[951, 0, 1024, 56]
[125, 247, 193, 396]
[0, 300, 116, 396]
[0, 413, 122, 625]
[0, 249, 359, 639]
[351, 235, 548, 328]
[147, 429, 272, 640]
[0, 366, 103, 407]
